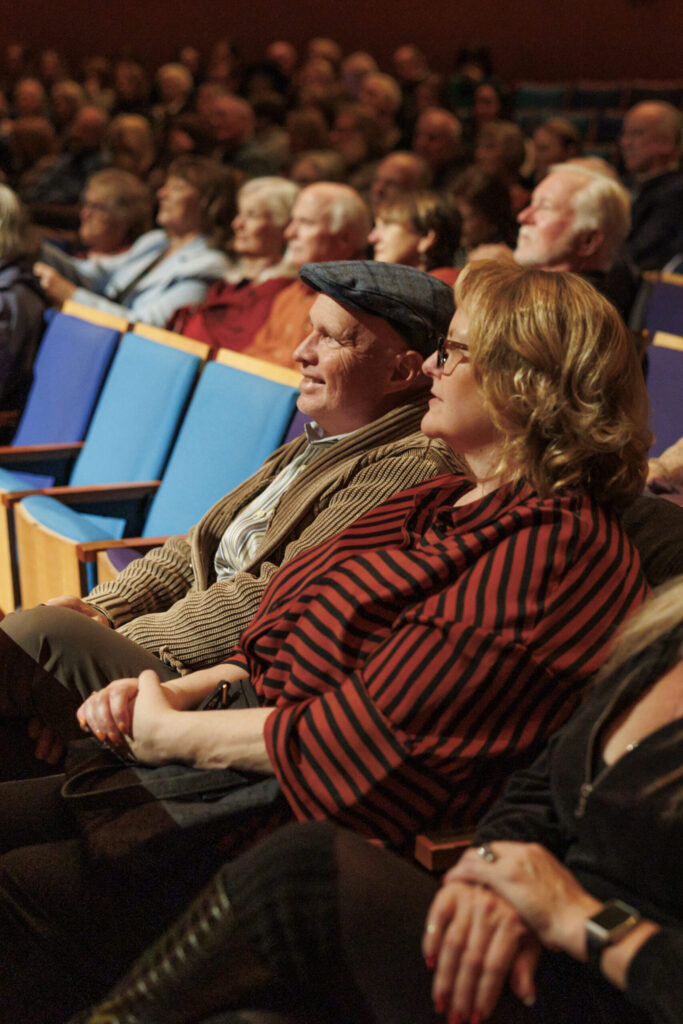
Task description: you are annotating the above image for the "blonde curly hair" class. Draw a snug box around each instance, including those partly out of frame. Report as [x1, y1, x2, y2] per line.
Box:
[455, 259, 651, 505]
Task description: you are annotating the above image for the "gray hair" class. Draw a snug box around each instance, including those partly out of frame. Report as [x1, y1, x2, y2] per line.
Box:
[0, 185, 38, 262]
[550, 162, 631, 269]
[238, 177, 300, 227]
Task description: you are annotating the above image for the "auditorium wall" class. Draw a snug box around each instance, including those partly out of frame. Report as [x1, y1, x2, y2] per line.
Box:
[5, 0, 681, 81]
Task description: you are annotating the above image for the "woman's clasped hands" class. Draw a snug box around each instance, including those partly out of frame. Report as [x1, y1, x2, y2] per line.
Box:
[423, 840, 605, 1022]
[76, 669, 184, 764]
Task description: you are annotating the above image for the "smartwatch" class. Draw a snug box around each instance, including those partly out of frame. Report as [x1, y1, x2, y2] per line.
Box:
[585, 899, 641, 971]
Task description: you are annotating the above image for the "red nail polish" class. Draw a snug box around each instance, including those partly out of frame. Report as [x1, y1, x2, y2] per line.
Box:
[424, 954, 436, 970]
[448, 1012, 462, 1024]
[434, 994, 447, 1014]
[470, 1012, 482, 1024]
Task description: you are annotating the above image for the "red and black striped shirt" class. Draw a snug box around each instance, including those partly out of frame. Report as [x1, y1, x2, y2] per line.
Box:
[229, 475, 648, 848]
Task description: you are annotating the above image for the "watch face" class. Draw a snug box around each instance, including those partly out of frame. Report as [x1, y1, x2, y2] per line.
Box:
[591, 902, 637, 930]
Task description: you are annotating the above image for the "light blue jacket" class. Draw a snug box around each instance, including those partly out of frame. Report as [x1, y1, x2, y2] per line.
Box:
[42, 231, 229, 327]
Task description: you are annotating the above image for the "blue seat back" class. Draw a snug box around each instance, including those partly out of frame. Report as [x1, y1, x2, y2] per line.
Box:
[143, 359, 299, 537]
[12, 312, 119, 446]
[644, 281, 683, 337]
[648, 337, 683, 457]
[70, 331, 202, 486]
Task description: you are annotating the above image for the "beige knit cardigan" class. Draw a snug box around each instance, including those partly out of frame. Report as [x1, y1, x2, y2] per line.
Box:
[86, 395, 461, 672]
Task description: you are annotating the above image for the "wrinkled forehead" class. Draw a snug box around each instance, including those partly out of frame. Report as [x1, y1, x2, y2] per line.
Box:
[309, 292, 406, 351]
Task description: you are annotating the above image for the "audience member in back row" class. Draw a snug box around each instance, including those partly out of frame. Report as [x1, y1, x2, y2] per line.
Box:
[241, 180, 370, 367]
[0, 260, 652, 1024]
[76, 168, 153, 260]
[619, 100, 683, 272]
[31, 155, 235, 326]
[512, 162, 638, 321]
[0, 185, 48, 422]
[450, 166, 518, 264]
[0, 260, 459, 783]
[368, 189, 460, 282]
[168, 176, 299, 350]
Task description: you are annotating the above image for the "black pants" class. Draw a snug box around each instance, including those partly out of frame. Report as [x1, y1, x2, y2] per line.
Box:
[0, 772, 231, 1023]
[0, 605, 179, 780]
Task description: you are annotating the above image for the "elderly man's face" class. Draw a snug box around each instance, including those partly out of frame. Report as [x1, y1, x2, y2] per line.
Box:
[293, 293, 405, 434]
[283, 189, 342, 266]
[371, 154, 421, 211]
[514, 172, 585, 271]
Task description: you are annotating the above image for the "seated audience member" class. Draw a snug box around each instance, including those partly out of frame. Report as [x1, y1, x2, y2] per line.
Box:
[4, 116, 57, 193]
[412, 106, 465, 193]
[22, 105, 108, 224]
[369, 190, 460, 280]
[0, 259, 459, 783]
[150, 62, 194, 140]
[370, 149, 432, 214]
[93, 576, 683, 1024]
[340, 50, 378, 101]
[358, 71, 402, 152]
[514, 162, 637, 320]
[106, 112, 156, 180]
[32, 155, 234, 327]
[475, 120, 530, 213]
[110, 59, 150, 119]
[0, 260, 652, 1024]
[619, 101, 683, 271]
[242, 181, 370, 367]
[289, 148, 346, 186]
[76, 168, 153, 259]
[329, 102, 385, 196]
[533, 116, 582, 183]
[451, 166, 518, 262]
[210, 94, 280, 180]
[0, 185, 47, 419]
[49, 79, 85, 138]
[11, 77, 48, 119]
[168, 176, 299, 349]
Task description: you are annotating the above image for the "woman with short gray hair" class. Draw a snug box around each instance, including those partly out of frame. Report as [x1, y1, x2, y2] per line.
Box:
[169, 175, 300, 350]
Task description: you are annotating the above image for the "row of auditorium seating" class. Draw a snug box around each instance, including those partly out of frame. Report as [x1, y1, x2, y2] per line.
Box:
[512, 79, 683, 113]
[0, 303, 303, 613]
[1, 276, 681, 615]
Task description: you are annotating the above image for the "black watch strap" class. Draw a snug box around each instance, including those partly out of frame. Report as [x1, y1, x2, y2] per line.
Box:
[585, 900, 641, 971]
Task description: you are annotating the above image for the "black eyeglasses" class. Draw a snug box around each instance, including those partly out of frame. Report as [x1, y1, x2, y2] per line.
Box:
[435, 335, 470, 375]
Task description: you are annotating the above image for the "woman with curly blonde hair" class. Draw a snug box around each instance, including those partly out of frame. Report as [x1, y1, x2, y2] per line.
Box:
[454, 258, 651, 505]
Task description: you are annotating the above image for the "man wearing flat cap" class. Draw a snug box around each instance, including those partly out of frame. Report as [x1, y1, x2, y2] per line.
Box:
[0, 261, 462, 779]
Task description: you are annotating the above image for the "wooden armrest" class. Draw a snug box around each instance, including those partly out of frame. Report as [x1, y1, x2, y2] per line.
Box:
[414, 831, 474, 872]
[2, 480, 159, 511]
[40, 481, 160, 504]
[0, 442, 83, 464]
[77, 535, 170, 562]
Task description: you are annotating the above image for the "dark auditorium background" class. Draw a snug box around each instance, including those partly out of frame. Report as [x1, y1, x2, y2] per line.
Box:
[6, 0, 681, 80]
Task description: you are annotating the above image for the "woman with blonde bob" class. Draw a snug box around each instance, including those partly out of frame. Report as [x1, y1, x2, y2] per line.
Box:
[13, 260, 655, 1024]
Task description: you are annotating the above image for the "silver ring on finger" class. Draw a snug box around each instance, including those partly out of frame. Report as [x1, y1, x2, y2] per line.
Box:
[476, 842, 498, 863]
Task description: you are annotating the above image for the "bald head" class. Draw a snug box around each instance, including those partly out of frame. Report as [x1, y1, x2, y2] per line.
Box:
[621, 101, 682, 178]
[370, 151, 432, 212]
[283, 182, 370, 267]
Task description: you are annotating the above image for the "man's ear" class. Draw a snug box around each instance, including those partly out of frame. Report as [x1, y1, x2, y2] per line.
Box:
[386, 348, 427, 391]
[575, 227, 605, 261]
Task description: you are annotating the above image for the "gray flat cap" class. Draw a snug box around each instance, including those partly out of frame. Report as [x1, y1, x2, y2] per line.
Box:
[299, 260, 454, 358]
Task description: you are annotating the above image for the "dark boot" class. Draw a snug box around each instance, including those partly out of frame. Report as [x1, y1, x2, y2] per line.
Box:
[64, 868, 280, 1024]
